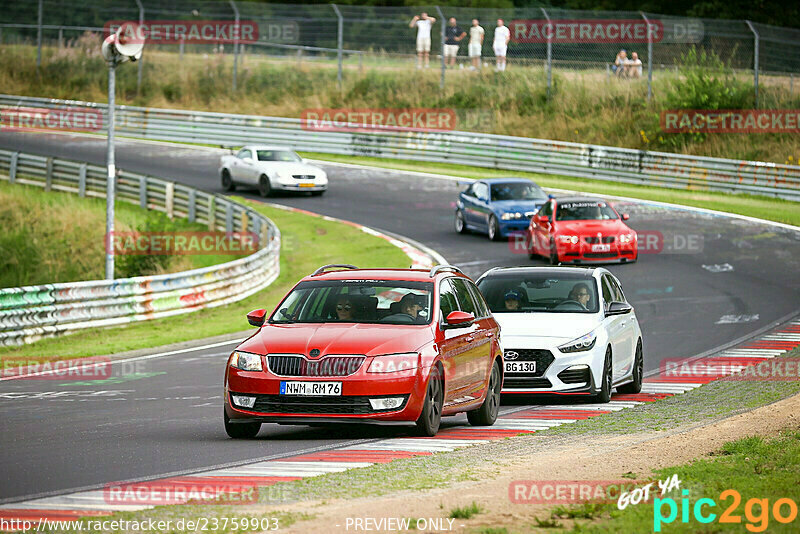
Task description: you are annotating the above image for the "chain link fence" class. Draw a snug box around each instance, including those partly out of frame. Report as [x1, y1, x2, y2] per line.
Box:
[0, 0, 798, 102]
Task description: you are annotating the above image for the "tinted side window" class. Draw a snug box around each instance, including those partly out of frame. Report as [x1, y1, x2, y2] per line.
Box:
[466, 280, 489, 318]
[474, 183, 489, 201]
[608, 276, 626, 302]
[539, 201, 553, 218]
[439, 279, 459, 319]
[450, 278, 477, 315]
[601, 276, 614, 306]
[237, 149, 252, 160]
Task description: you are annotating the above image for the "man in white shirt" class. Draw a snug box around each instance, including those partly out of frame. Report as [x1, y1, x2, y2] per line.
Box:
[410, 12, 436, 69]
[468, 19, 484, 70]
[493, 19, 510, 71]
[630, 52, 643, 78]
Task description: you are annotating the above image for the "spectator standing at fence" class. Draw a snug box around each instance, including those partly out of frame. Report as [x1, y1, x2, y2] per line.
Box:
[410, 12, 436, 69]
[468, 19, 484, 70]
[613, 49, 627, 77]
[493, 19, 510, 71]
[444, 18, 467, 68]
[630, 52, 643, 78]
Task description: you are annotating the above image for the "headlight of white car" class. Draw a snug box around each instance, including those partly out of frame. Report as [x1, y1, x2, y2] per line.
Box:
[229, 351, 263, 371]
[558, 331, 597, 353]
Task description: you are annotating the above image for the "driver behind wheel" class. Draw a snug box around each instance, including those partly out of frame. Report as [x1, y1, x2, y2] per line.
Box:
[382, 293, 424, 323]
[567, 283, 592, 310]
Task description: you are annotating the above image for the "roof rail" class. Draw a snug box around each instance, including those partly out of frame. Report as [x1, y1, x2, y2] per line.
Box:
[429, 264, 464, 278]
[311, 264, 359, 276]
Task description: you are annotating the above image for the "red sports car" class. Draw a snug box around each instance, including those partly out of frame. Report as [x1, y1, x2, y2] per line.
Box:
[525, 197, 638, 264]
[224, 264, 503, 438]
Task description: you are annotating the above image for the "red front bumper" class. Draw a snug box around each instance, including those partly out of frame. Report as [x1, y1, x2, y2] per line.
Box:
[556, 240, 637, 263]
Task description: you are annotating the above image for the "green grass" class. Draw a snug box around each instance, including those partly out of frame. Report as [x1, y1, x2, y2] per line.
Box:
[0, 181, 235, 286]
[0, 198, 409, 363]
[299, 152, 800, 227]
[450, 501, 484, 519]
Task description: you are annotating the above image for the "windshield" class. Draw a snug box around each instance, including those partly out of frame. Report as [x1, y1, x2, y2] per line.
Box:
[256, 150, 303, 162]
[491, 182, 547, 202]
[556, 201, 618, 221]
[269, 280, 434, 325]
[477, 273, 599, 314]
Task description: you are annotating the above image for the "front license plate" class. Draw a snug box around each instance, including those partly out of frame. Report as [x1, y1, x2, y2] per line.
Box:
[298, 183, 315, 188]
[280, 381, 342, 396]
[591, 244, 611, 252]
[505, 361, 536, 374]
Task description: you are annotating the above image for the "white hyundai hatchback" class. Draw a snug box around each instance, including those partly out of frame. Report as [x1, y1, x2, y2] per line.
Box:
[476, 266, 643, 402]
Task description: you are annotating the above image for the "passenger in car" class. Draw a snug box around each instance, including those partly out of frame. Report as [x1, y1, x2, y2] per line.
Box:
[335, 296, 355, 321]
[504, 290, 523, 311]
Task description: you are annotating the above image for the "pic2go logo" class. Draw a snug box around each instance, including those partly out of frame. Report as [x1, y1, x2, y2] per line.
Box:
[654, 489, 799, 532]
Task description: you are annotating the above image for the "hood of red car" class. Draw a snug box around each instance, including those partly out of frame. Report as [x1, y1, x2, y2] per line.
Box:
[555, 219, 630, 235]
[237, 322, 435, 357]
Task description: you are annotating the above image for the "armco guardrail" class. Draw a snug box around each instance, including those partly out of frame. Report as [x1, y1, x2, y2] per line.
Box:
[1, 94, 799, 202]
[0, 149, 280, 346]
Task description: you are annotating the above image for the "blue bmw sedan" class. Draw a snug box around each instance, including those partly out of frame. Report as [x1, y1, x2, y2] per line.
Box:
[455, 178, 549, 241]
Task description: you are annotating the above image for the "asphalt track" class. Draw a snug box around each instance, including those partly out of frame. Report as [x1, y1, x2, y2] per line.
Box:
[1, 132, 799, 503]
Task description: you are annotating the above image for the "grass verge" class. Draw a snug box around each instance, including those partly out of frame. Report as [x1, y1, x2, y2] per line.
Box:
[300, 152, 800, 227]
[0, 198, 409, 363]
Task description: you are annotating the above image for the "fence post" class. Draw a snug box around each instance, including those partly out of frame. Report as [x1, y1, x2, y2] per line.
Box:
[9, 152, 18, 184]
[36, 0, 43, 69]
[229, 0, 240, 92]
[45, 157, 53, 191]
[179, 38, 184, 60]
[640, 12, 653, 102]
[188, 189, 196, 222]
[78, 164, 87, 197]
[435, 6, 446, 90]
[135, 0, 144, 94]
[331, 4, 343, 89]
[225, 202, 234, 233]
[541, 8, 552, 101]
[139, 176, 147, 208]
[745, 20, 759, 108]
[58, 28, 63, 48]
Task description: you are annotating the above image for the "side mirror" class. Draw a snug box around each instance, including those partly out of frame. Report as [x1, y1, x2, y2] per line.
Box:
[247, 308, 267, 327]
[536, 215, 549, 223]
[444, 310, 475, 329]
[621, 213, 630, 221]
[606, 302, 632, 316]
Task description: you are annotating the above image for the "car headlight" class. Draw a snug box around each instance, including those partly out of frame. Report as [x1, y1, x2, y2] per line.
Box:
[557, 235, 580, 244]
[229, 351, 263, 371]
[558, 332, 597, 353]
[367, 353, 419, 374]
[619, 233, 634, 244]
[501, 212, 523, 220]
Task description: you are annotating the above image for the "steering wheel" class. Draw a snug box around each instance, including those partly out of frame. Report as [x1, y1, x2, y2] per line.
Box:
[554, 300, 586, 310]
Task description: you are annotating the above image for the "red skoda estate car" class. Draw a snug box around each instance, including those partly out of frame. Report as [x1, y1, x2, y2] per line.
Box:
[525, 197, 638, 264]
[224, 264, 503, 438]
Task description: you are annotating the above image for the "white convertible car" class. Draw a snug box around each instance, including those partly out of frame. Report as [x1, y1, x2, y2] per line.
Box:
[219, 145, 328, 196]
[476, 266, 643, 402]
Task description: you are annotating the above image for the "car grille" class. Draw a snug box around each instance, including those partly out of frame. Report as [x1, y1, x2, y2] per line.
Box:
[248, 394, 408, 415]
[503, 377, 552, 389]
[558, 367, 591, 384]
[585, 236, 615, 244]
[503, 349, 554, 377]
[267, 355, 364, 377]
[292, 174, 315, 180]
[584, 252, 618, 259]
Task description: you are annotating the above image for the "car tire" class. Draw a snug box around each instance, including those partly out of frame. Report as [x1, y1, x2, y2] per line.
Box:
[467, 359, 501, 426]
[221, 169, 235, 192]
[258, 175, 272, 198]
[549, 239, 560, 265]
[593, 347, 613, 403]
[488, 215, 501, 241]
[224, 410, 261, 439]
[415, 364, 443, 437]
[618, 340, 643, 394]
[455, 210, 467, 234]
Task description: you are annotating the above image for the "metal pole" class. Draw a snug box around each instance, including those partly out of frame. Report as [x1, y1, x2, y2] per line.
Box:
[229, 0, 239, 92]
[135, 0, 144, 94]
[745, 20, 759, 108]
[58, 27, 63, 48]
[331, 4, 343, 88]
[640, 12, 653, 102]
[105, 61, 116, 280]
[435, 6, 445, 90]
[36, 0, 43, 68]
[541, 8, 552, 100]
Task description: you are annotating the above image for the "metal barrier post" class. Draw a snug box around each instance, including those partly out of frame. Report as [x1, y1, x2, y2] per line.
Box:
[139, 176, 147, 208]
[78, 164, 87, 197]
[745, 20, 759, 108]
[188, 189, 196, 222]
[225, 202, 233, 232]
[541, 8, 552, 100]
[435, 6, 445, 90]
[179, 38, 184, 60]
[331, 4, 343, 88]
[58, 27, 63, 48]
[641, 12, 653, 102]
[9, 152, 18, 184]
[45, 157, 53, 191]
[229, 0, 239, 92]
[106, 61, 117, 279]
[135, 0, 144, 94]
[36, 0, 43, 69]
